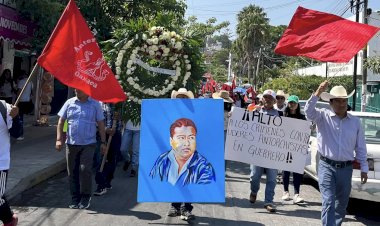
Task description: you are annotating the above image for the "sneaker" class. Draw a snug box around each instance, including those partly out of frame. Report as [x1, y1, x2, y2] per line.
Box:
[264, 203, 277, 213]
[282, 191, 290, 201]
[79, 196, 91, 209]
[94, 188, 107, 196]
[167, 206, 180, 217]
[249, 192, 257, 203]
[130, 169, 136, 177]
[68, 201, 80, 209]
[16, 136, 24, 141]
[123, 161, 131, 171]
[4, 213, 18, 226]
[105, 184, 112, 190]
[180, 209, 195, 221]
[293, 194, 304, 204]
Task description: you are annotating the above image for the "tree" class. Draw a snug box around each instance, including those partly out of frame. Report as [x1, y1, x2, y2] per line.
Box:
[365, 56, 380, 73]
[16, 0, 187, 53]
[260, 75, 353, 100]
[185, 16, 230, 48]
[209, 33, 232, 49]
[236, 4, 270, 85]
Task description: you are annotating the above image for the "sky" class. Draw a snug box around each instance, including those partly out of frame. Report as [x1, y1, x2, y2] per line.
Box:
[185, 0, 380, 39]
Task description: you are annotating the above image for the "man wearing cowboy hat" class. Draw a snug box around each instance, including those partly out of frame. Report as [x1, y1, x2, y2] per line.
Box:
[249, 89, 282, 213]
[171, 88, 194, 99]
[274, 90, 288, 112]
[305, 81, 368, 226]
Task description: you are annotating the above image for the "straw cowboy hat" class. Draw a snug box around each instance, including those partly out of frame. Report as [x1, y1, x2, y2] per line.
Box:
[171, 88, 194, 99]
[276, 90, 289, 98]
[212, 90, 234, 103]
[320, 86, 355, 101]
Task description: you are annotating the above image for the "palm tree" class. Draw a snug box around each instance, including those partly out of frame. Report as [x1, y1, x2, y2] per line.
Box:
[236, 4, 269, 86]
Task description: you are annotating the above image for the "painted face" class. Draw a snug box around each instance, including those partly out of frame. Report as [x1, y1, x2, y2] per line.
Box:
[262, 95, 275, 109]
[170, 126, 196, 161]
[330, 98, 348, 116]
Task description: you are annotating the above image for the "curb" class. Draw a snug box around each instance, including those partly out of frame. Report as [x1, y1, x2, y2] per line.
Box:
[8, 158, 66, 202]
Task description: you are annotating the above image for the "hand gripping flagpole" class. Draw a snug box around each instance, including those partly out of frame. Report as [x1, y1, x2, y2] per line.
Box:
[14, 63, 39, 106]
[99, 112, 119, 172]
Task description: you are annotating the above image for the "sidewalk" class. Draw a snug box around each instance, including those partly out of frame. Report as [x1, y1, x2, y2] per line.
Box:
[6, 115, 66, 200]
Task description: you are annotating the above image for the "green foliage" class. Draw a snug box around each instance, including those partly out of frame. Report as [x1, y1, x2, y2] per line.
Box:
[364, 56, 380, 74]
[260, 75, 354, 100]
[16, 0, 65, 53]
[235, 4, 269, 84]
[185, 16, 230, 47]
[16, 0, 187, 53]
[209, 34, 232, 49]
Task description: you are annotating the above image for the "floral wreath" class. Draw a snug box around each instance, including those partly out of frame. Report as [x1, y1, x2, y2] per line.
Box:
[114, 26, 192, 105]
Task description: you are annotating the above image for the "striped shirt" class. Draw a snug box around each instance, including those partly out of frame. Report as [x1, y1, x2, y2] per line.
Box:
[305, 95, 368, 172]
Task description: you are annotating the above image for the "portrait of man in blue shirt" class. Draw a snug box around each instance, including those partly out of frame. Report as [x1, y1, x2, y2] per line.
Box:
[150, 118, 215, 186]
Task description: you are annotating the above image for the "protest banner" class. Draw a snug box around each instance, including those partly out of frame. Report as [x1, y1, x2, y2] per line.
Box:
[225, 107, 312, 174]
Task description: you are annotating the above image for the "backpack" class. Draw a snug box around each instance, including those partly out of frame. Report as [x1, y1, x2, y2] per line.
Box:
[0, 100, 7, 126]
[0, 100, 21, 138]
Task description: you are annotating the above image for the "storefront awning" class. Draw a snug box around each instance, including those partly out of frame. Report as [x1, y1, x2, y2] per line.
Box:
[0, 5, 35, 48]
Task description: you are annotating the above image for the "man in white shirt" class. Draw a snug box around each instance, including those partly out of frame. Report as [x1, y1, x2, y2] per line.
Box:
[0, 100, 19, 226]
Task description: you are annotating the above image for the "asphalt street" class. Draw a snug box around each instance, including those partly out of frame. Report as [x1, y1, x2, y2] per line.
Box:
[9, 161, 380, 226]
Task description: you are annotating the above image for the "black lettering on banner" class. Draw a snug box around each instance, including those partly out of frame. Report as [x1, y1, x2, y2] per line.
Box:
[286, 152, 293, 163]
[242, 110, 250, 121]
[233, 140, 244, 152]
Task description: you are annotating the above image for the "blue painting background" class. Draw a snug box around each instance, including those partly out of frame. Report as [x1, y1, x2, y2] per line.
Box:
[137, 99, 225, 203]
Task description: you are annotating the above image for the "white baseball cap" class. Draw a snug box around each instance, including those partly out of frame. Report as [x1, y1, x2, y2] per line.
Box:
[262, 89, 276, 99]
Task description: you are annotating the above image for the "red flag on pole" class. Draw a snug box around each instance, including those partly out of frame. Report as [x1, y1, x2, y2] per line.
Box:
[231, 74, 236, 90]
[274, 6, 380, 63]
[37, 0, 126, 103]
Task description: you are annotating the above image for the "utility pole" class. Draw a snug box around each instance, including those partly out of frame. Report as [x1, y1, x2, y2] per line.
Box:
[351, 0, 361, 111]
[361, 0, 369, 112]
[255, 47, 262, 91]
[227, 52, 232, 82]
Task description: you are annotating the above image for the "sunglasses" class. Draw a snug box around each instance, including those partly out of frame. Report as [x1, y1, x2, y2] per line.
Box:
[276, 96, 285, 100]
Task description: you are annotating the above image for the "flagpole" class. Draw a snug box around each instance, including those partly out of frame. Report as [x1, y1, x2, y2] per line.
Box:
[14, 64, 39, 106]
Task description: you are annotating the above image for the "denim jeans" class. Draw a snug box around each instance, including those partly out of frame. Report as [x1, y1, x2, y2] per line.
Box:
[250, 165, 277, 204]
[318, 160, 353, 226]
[120, 129, 140, 170]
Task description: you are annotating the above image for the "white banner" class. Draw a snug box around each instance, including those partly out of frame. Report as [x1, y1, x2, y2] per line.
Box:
[225, 107, 312, 174]
[134, 58, 176, 76]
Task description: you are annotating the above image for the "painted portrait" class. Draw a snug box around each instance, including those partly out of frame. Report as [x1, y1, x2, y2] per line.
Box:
[149, 118, 216, 186]
[138, 99, 225, 203]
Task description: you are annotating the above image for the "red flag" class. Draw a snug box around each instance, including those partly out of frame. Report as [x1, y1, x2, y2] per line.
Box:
[231, 75, 236, 90]
[274, 7, 380, 63]
[37, 0, 126, 103]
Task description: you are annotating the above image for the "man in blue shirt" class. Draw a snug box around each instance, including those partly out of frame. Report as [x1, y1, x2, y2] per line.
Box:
[305, 81, 368, 226]
[56, 89, 106, 209]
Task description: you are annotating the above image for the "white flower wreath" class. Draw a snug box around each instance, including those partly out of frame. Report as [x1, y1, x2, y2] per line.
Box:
[114, 26, 192, 104]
